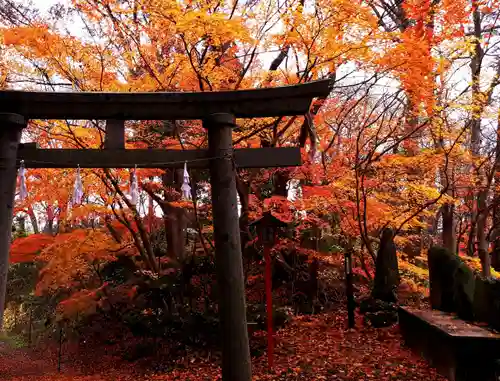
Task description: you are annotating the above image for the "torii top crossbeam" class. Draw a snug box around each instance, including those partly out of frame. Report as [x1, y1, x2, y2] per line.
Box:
[0, 80, 331, 120]
[0, 79, 332, 169]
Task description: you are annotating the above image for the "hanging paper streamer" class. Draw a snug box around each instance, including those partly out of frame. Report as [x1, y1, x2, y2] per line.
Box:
[130, 166, 139, 206]
[18, 160, 28, 201]
[72, 166, 84, 205]
[181, 161, 191, 200]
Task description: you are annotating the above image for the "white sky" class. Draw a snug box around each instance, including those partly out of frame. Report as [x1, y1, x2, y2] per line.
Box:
[32, 0, 55, 12]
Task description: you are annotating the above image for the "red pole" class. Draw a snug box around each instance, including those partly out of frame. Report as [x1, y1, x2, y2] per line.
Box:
[264, 244, 273, 370]
[148, 176, 154, 233]
[148, 195, 153, 233]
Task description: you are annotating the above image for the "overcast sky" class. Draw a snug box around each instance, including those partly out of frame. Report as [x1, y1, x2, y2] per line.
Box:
[32, 0, 55, 12]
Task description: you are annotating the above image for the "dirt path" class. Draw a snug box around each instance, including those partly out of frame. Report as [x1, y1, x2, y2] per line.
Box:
[0, 312, 446, 381]
[0, 339, 138, 381]
[0, 340, 56, 379]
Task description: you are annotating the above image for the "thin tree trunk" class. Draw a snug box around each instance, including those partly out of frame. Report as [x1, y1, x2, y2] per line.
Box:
[45, 204, 55, 234]
[477, 189, 490, 276]
[17, 216, 26, 235]
[468, 0, 490, 275]
[436, 129, 457, 253]
[442, 203, 456, 253]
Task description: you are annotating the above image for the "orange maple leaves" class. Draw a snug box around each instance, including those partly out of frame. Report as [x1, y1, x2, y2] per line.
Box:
[9, 234, 56, 264]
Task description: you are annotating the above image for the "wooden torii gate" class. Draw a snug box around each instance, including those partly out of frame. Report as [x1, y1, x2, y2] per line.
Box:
[0, 80, 331, 381]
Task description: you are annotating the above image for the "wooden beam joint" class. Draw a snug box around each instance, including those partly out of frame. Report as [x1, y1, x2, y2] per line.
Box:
[105, 119, 125, 149]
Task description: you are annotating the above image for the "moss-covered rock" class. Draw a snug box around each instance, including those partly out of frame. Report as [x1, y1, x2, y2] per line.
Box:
[473, 277, 500, 331]
[372, 228, 400, 303]
[427, 246, 475, 320]
[453, 260, 475, 321]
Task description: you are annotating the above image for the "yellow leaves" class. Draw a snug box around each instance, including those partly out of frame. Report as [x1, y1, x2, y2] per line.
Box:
[271, 0, 379, 75]
[70, 125, 97, 139]
[399, 259, 429, 281]
[3, 24, 120, 92]
[400, 183, 447, 203]
[459, 254, 500, 279]
[436, 56, 452, 76]
[178, 12, 251, 44]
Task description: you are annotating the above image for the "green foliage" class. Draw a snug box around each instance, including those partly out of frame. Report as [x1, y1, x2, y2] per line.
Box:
[0, 332, 28, 349]
[6, 262, 39, 305]
[101, 255, 137, 285]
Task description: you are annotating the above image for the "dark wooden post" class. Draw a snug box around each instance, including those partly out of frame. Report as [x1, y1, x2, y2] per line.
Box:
[263, 242, 274, 370]
[104, 120, 125, 149]
[0, 113, 25, 330]
[344, 249, 355, 329]
[57, 325, 63, 372]
[203, 113, 252, 381]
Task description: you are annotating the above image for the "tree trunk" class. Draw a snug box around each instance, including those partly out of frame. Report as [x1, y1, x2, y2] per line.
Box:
[204, 113, 252, 381]
[16, 216, 26, 235]
[45, 204, 55, 234]
[161, 169, 189, 262]
[272, 171, 289, 198]
[468, 3, 484, 261]
[477, 189, 490, 277]
[442, 203, 456, 253]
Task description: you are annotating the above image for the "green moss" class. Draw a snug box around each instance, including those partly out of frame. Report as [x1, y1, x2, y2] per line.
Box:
[428, 246, 475, 319]
[0, 332, 27, 349]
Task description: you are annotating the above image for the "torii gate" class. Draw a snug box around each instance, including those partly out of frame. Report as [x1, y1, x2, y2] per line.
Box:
[0, 80, 331, 381]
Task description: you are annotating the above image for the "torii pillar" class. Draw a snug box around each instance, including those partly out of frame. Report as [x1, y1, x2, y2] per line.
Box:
[204, 113, 252, 381]
[0, 113, 26, 329]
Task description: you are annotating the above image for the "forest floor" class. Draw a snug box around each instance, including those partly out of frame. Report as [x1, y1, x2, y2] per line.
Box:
[0, 311, 446, 381]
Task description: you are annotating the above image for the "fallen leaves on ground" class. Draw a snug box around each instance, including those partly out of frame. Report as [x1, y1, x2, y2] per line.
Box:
[1, 311, 445, 381]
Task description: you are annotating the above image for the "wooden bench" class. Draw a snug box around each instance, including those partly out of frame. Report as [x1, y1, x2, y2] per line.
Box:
[399, 306, 500, 381]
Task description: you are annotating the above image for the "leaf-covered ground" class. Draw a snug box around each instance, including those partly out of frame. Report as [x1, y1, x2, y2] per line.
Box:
[1, 311, 445, 381]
